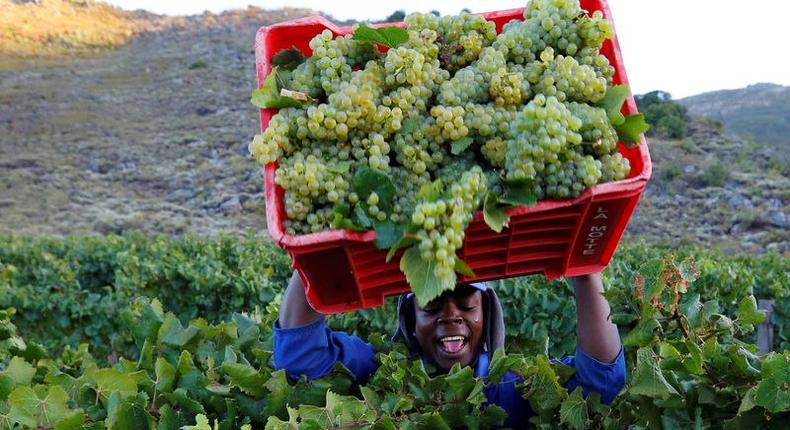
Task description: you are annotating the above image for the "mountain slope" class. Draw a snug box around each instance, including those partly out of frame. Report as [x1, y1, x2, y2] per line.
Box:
[678, 83, 790, 158]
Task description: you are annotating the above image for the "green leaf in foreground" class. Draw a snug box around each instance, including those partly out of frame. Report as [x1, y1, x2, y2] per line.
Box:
[499, 181, 538, 207]
[352, 167, 396, 212]
[271, 47, 306, 71]
[629, 347, 679, 399]
[374, 221, 404, 250]
[5, 356, 35, 386]
[454, 258, 475, 277]
[221, 362, 266, 397]
[753, 353, 790, 413]
[385, 232, 417, 263]
[400, 247, 453, 307]
[450, 136, 474, 155]
[615, 113, 649, 145]
[352, 23, 408, 48]
[560, 387, 588, 430]
[483, 191, 508, 233]
[250, 66, 305, 109]
[95, 369, 138, 401]
[599, 84, 629, 125]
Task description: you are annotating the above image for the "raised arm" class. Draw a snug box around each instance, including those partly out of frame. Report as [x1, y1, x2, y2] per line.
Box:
[279, 271, 322, 328]
[570, 272, 621, 363]
[273, 270, 378, 382]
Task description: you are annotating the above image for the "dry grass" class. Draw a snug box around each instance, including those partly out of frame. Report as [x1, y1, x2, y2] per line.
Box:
[0, 0, 152, 58]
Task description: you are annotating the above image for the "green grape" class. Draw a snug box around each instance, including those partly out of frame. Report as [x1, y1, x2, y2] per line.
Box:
[566, 102, 618, 156]
[506, 94, 582, 181]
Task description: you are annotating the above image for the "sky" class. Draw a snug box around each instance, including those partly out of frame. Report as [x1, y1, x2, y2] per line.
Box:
[104, 0, 790, 99]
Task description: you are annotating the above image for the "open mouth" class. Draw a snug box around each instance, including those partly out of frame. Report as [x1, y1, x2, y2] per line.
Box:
[437, 335, 468, 355]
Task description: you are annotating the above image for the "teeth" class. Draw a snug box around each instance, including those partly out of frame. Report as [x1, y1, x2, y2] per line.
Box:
[440, 336, 465, 342]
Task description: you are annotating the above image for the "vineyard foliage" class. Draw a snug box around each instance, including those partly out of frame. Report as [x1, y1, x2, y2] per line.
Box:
[0, 234, 788, 428]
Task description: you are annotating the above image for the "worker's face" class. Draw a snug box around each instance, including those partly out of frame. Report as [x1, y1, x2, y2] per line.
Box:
[413, 287, 484, 371]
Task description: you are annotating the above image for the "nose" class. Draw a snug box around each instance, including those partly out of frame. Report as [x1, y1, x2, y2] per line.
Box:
[437, 300, 462, 324]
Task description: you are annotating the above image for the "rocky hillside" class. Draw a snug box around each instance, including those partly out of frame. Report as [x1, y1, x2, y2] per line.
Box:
[678, 83, 790, 160]
[0, 5, 787, 255]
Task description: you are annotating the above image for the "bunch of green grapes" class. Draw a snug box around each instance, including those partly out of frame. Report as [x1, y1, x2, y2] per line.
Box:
[406, 12, 497, 72]
[527, 47, 607, 103]
[411, 167, 487, 286]
[506, 94, 583, 181]
[567, 101, 619, 156]
[392, 116, 446, 175]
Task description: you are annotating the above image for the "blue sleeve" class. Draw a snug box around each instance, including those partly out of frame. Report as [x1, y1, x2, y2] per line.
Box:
[273, 316, 378, 382]
[559, 346, 626, 404]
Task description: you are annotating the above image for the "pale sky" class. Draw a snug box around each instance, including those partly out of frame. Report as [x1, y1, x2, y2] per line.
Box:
[104, 0, 790, 99]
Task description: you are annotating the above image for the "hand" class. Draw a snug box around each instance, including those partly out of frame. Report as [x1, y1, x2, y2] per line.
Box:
[278, 270, 322, 329]
[569, 273, 621, 363]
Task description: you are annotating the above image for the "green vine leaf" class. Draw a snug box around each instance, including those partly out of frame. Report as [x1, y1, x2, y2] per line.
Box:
[374, 221, 404, 250]
[251, 66, 305, 109]
[400, 247, 454, 307]
[559, 387, 587, 430]
[629, 347, 679, 399]
[352, 167, 396, 213]
[615, 113, 649, 145]
[599, 85, 629, 125]
[483, 191, 508, 233]
[352, 23, 408, 48]
[271, 47, 306, 71]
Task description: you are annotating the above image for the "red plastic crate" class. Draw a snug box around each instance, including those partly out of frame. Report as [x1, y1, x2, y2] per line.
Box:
[255, 0, 652, 314]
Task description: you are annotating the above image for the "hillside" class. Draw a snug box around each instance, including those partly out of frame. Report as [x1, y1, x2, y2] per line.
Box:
[678, 83, 790, 160]
[0, 4, 787, 255]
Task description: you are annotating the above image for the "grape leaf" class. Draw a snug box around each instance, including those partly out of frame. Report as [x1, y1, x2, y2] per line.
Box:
[163, 388, 205, 415]
[400, 247, 453, 307]
[354, 205, 374, 229]
[753, 353, 790, 413]
[374, 221, 404, 250]
[385, 231, 418, 263]
[483, 191, 508, 233]
[352, 167, 396, 213]
[526, 356, 564, 412]
[499, 181, 538, 207]
[488, 349, 523, 385]
[454, 258, 475, 277]
[250, 66, 305, 109]
[221, 362, 266, 397]
[599, 85, 629, 125]
[154, 357, 176, 394]
[95, 368, 138, 400]
[54, 411, 86, 430]
[450, 136, 474, 155]
[5, 356, 35, 386]
[615, 113, 649, 145]
[352, 23, 408, 48]
[559, 387, 587, 430]
[332, 205, 367, 232]
[629, 347, 679, 399]
[271, 47, 306, 71]
[157, 313, 200, 347]
[737, 296, 767, 326]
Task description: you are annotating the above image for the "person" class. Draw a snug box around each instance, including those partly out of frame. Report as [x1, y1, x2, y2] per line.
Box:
[273, 271, 625, 428]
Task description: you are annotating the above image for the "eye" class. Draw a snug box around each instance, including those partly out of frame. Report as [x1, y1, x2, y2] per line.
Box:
[460, 305, 477, 312]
